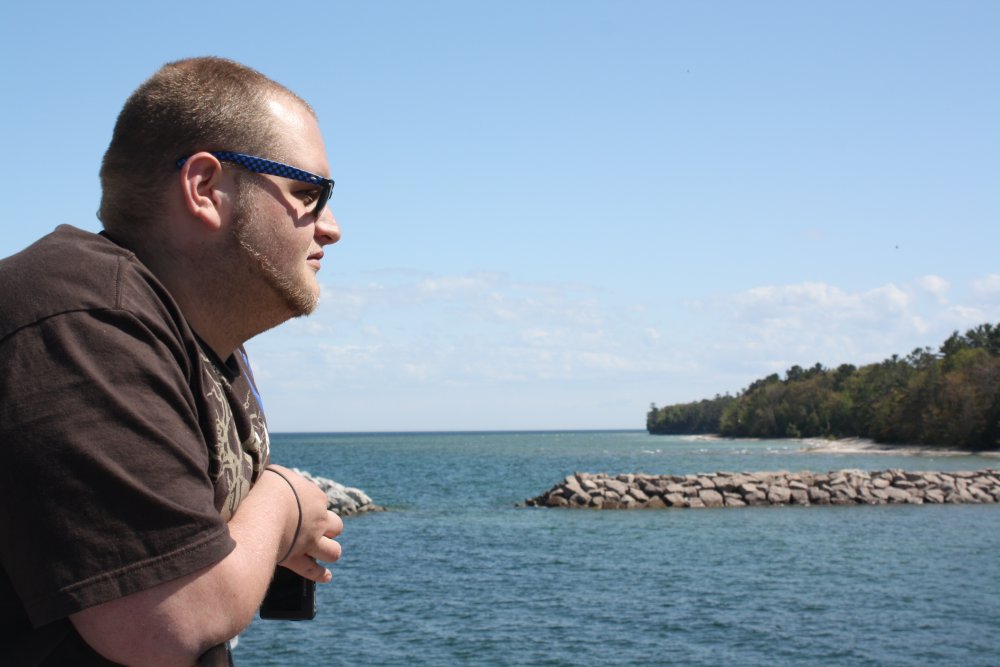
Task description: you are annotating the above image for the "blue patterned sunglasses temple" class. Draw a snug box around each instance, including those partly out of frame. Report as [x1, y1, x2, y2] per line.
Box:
[175, 151, 335, 219]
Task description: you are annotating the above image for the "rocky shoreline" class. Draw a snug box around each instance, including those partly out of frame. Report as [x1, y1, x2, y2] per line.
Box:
[525, 469, 1000, 509]
[295, 469, 384, 516]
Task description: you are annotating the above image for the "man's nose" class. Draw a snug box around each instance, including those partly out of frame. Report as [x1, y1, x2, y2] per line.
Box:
[315, 209, 341, 246]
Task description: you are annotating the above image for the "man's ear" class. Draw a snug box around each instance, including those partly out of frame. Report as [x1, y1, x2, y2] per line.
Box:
[177, 152, 230, 231]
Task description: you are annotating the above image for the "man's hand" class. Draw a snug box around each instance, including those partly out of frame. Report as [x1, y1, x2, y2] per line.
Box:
[264, 465, 343, 582]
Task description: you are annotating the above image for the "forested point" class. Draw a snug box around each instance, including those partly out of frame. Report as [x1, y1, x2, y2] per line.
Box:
[647, 323, 1000, 451]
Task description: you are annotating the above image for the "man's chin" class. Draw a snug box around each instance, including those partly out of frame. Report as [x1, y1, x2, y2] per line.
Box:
[284, 285, 320, 318]
[295, 300, 319, 317]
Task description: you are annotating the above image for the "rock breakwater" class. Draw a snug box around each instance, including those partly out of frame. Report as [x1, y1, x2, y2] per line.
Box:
[525, 469, 1000, 509]
[295, 469, 385, 516]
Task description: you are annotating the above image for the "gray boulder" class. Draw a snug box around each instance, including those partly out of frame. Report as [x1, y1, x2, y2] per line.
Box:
[698, 489, 724, 508]
[294, 469, 384, 516]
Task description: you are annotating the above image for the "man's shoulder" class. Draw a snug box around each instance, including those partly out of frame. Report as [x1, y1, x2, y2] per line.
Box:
[0, 225, 163, 340]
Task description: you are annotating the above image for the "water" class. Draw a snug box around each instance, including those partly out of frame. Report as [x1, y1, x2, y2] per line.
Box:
[236, 431, 1000, 666]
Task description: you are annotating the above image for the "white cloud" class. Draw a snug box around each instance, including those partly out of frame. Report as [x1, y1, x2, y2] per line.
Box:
[318, 343, 384, 376]
[918, 275, 950, 303]
[579, 351, 633, 371]
[729, 281, 912, 325]
[699, 279, 982, 380]
[417, 273, 501, 297]
[260, 272, 680, 391]
[402, 362, 435, 380]
[943, 304, 988, 325]
[971, 274, 1000, 296]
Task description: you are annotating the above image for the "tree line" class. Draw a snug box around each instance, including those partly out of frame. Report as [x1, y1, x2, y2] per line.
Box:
[647, 323, 1000, 450]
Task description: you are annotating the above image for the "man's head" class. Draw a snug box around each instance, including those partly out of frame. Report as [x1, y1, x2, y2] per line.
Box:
[98, 56, 312, 238]
[99, 57, 340, 354]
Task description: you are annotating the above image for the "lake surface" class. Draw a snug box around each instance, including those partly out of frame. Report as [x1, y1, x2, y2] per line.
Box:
[236, 431, 1000, 666]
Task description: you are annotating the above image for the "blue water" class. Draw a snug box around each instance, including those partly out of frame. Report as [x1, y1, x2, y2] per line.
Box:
[236, 431, 1000, 666]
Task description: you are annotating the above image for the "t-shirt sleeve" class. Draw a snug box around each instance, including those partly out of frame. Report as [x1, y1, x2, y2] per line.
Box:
[0, 308, 236, 627]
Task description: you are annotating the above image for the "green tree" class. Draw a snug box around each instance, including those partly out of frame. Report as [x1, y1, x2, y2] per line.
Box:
[651, 322, 1000, 450]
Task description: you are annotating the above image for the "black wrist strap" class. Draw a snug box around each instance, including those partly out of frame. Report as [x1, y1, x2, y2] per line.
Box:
[265, 467, 302, 564]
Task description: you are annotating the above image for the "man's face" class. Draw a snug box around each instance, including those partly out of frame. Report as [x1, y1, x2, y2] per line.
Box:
[230, 97, 340, 318]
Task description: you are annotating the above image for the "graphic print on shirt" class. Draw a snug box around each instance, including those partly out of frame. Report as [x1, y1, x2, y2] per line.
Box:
[199, 350, 270, 521]
[242, 398, 270, 481]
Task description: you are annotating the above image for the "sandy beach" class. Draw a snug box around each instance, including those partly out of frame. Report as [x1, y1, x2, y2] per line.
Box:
[798, 437, 999, 457]
[678, 433, 999, 458]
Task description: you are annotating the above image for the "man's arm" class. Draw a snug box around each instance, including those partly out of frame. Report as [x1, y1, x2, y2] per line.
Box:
[69, 466, 342, 667]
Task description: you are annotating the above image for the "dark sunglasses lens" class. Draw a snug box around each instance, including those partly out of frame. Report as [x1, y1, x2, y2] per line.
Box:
[314, 182, 333, 218]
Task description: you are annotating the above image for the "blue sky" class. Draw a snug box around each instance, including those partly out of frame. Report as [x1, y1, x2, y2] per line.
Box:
[2, 1, 998, 431]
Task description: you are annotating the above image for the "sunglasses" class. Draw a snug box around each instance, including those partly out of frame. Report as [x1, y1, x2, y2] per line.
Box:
[176, 151, 335, 219]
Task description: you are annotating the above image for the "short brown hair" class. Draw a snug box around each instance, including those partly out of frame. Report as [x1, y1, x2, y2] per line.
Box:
[98, 57, 312, 236]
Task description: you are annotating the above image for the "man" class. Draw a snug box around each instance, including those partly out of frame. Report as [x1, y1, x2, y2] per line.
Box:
[0, 57, 344, 665]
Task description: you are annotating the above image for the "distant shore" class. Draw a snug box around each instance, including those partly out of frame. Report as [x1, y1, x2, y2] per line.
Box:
[677, 434, 1000, 457]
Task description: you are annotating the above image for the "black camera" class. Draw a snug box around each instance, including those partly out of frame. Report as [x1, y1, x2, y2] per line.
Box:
[259, 567, 316, 620]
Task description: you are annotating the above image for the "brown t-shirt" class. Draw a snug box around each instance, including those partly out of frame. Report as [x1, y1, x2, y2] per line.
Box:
[0, 225, 270, 665]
